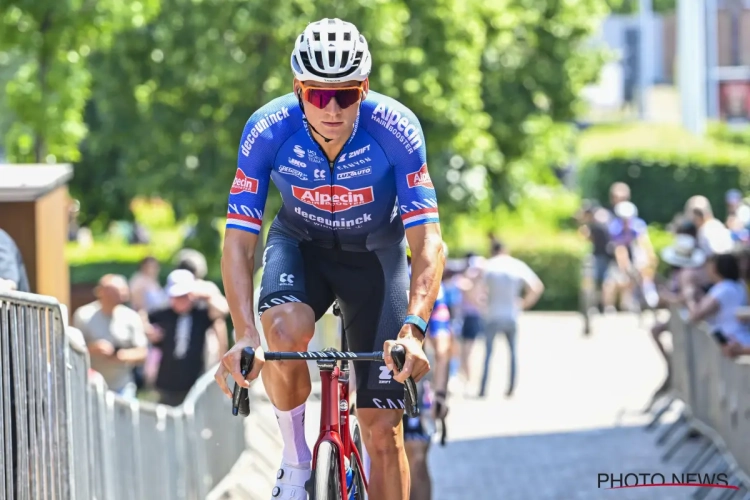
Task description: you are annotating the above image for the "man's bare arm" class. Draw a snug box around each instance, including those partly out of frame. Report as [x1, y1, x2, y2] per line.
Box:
[403, 223, 445, 341]
[221, 229, 262, 346]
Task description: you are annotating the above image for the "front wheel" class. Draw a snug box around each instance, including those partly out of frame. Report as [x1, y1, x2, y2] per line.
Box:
[313, 441, 343, 500]
[350, 416, 367, 499]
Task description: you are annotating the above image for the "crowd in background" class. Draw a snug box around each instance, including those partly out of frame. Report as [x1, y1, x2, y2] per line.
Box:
[578, 182, 750, 402]
[71, 249, 229, 406]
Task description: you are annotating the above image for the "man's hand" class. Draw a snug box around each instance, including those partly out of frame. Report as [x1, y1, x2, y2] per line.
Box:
[723, 341, 744, 359]
[214, 335, 265, 399]
[89, 340, 115, 357]
[146, 324, 164, 344]
[431, 392, 449, 420]
[0, 279, 17, 292]
[384, 326, 430, 383]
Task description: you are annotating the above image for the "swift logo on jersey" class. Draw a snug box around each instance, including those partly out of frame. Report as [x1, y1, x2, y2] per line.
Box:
[293, 145, 305, 158]
[347, 144, 371, 159]
[407, 164, 433, 189]
[229, 170, 259, 195]
[292, 185, 374, 213]
[371, 103, 423, 154]
[240, 107, 291, 157]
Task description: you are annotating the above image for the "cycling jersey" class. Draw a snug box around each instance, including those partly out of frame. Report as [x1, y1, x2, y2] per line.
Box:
[428, 285, 451, 337]
[225, 91, 440, 251]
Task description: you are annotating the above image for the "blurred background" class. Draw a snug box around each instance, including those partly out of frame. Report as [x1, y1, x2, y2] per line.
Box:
[3, 0, 750, 498]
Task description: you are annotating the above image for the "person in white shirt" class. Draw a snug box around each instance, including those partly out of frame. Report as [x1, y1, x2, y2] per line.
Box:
[479, 240, 544, 398]
[689, 253, 750, 357]
[685, 196, 734, 256]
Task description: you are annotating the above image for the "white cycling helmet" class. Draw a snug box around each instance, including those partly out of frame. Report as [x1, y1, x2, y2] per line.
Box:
[291, 18, 372, 84]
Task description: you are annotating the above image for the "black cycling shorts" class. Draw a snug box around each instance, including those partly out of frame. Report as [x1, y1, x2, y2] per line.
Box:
[258, 223, 409, 410]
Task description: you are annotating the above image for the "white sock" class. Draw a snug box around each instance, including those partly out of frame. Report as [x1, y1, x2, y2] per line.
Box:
[361, 442, 371, 477]
[273, 403, 312, 468]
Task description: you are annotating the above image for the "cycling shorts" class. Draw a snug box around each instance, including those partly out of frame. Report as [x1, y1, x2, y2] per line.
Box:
[258, 222, 409, 410]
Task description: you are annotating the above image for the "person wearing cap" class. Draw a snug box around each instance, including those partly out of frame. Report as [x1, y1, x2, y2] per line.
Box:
[175, 249, 230, 364]
[146, 269, 229, 406]
[649, 233, 706, 398]
[604, 201, 657, 312]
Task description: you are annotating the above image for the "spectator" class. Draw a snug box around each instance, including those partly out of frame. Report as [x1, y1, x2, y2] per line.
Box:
[609, 182, 633, 210]
[0, 228, 30, 293]
[454, 252, 486, 393]
[73, 274, 148, 398]
[479, 239, 544, 398]
[725, 189, 750, 242]
[650, 231, 706, 397]
[146, 269, 229, 406]
[578, 200, 612, 310]
[175, 248, 229, 363]
[685, 195, 734, 256]
[604, 201, 657, 311]
[689, 253, 750, 358]
[129, 256, 167, 313]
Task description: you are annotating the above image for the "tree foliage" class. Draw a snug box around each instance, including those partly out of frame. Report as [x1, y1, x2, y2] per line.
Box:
[2, 0, 609, 259]
[0, 0, 160, 163]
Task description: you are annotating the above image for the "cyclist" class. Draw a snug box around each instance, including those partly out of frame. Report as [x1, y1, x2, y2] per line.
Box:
[214, 18, 445, 500]
[403, 244, 450, 500]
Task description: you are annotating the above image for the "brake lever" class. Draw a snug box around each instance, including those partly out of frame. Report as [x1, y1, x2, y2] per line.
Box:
[390, 344, 420, 418]
[231, 347, 255, 417]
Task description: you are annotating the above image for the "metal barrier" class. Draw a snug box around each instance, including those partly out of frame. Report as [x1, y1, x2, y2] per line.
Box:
[0, 290, 246, 500]
[648, 307, 750, 495]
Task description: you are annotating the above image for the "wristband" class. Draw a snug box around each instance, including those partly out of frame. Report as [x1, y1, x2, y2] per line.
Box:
[404, 315, 428, 336]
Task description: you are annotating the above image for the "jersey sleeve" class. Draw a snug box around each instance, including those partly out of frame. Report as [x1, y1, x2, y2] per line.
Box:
[386, 110, 440, 229]
[225, 112, 278, 234]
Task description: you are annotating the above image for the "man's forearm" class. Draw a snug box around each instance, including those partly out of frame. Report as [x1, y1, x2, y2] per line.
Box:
[117, 347, 148, 364]
[402, 236, 445, 340]
[221, 240, 261, 345]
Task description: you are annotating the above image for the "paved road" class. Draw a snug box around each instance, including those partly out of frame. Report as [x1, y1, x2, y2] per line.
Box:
[211, 312, 711, 500]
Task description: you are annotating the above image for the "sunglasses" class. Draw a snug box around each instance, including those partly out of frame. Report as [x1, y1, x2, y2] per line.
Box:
[298, 82, 364, 110]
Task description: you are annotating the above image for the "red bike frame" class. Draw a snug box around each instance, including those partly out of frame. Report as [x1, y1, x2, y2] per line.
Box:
[313, 362, 368, 498]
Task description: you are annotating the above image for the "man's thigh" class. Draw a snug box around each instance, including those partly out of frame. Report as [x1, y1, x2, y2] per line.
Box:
[323, 243, 410, 410]
[257, 232, 334, 322]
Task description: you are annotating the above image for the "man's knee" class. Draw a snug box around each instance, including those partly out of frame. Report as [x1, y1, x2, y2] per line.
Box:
[358, 409, 403, 457]
[405, 440, 428, 466]
[261, 303, 315, 350]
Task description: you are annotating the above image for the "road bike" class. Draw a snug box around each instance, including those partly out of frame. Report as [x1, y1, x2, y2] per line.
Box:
[232, 302, 418, 499]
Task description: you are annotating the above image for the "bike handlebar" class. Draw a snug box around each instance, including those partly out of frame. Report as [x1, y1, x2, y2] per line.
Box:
[231, 345, 420, 418]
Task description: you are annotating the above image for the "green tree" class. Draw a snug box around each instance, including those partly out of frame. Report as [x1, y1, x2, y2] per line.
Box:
[0, 0, 159, 163]
[75, 0, 608, 260]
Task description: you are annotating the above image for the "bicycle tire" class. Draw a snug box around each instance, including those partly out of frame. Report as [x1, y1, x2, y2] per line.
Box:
[314, 441, 343, 500]
[350, 416, 366, 499]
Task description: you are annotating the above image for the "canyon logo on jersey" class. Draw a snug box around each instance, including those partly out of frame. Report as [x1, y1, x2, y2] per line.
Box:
[292, 185, 374, 213]
[230, 169, 259, 195]
[407, 164, 433, 189]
